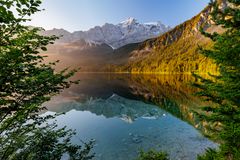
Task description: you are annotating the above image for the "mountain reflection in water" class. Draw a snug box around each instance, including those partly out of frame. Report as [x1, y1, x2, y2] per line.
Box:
[45, 73, 217, 160]
[48, 94, 167, 123]
[47, 73, 203, 128]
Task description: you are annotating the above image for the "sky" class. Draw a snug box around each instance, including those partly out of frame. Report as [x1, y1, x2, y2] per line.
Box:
[27, 0, 210, 32]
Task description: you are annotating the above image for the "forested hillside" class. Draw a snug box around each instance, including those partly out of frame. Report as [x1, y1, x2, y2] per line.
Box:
[113, 7, 222, 74]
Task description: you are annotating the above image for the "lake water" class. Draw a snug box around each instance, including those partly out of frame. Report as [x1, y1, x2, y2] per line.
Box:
[45, 73, 217, 160]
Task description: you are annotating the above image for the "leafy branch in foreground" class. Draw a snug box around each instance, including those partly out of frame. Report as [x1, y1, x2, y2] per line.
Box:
[194, 0, 240, 159]
[0, 0, 94, 159]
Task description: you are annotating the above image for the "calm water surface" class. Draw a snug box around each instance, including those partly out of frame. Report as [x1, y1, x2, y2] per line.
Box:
[45, 73, 217, 160]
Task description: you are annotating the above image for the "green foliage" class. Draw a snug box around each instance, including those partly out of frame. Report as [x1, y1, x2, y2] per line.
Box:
[198, 148, 224, 160]
[195, 0, 240, 159]
[1, 119, 95, 160]
[136, 150, 169, 160]
[0, 0, 94, 159]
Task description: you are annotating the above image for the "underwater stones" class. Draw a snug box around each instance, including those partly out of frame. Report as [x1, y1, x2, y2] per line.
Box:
[129, 133, 143, 144]
[132, 137, 142, 143]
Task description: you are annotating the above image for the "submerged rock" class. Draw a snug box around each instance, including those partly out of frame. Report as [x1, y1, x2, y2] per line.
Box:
[129, 133, 143, 144]
[132, 137, 142, 144]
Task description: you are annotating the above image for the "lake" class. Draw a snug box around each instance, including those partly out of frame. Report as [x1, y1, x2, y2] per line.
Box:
[44, 73, 217, 160]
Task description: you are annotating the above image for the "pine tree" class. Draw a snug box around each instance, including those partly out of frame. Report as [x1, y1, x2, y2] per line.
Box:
[195, 0, 240, 159]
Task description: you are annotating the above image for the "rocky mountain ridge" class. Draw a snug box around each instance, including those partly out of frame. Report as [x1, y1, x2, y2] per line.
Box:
[41, 17, 171, 49]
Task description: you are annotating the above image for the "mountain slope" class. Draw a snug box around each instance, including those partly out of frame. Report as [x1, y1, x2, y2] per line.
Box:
[112, 7, 221, 74]
[41, 18, 170, 49]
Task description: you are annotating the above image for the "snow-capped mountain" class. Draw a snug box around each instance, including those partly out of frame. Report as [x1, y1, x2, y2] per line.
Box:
[41, 18, 171, 49]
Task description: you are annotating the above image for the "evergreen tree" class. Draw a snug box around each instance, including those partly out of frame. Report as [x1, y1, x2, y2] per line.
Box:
[0, 0, 94, 159]
[195, 0, 240, 159]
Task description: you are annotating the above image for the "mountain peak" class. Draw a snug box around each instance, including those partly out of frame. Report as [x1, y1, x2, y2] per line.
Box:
[121, 17, 138, 25]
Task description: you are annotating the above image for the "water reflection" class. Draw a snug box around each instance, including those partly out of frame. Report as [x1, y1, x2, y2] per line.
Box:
[45, 73, 217, 160]
[48, 94, 166, 123]
[47, 73, 203, 127]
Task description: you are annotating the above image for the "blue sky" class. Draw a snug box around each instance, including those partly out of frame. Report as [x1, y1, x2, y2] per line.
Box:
[28, 0, 210, 32]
